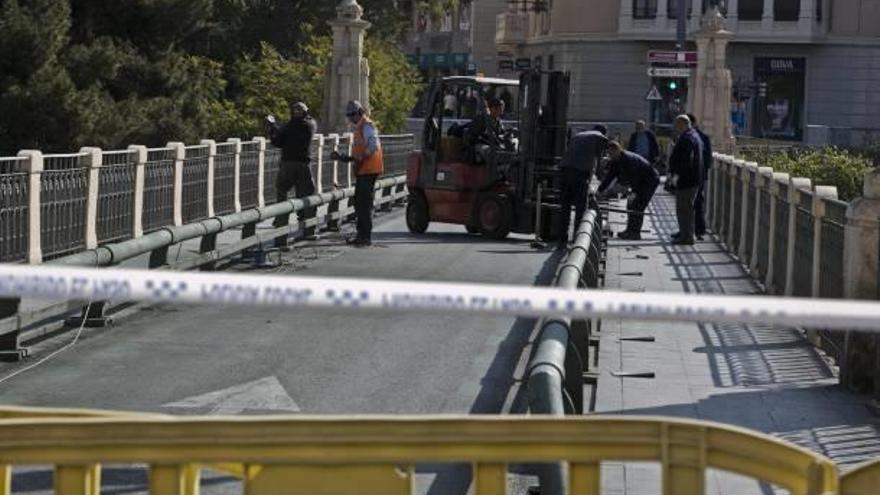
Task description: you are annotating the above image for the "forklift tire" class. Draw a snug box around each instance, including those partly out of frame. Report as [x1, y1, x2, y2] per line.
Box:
[406, 194, 430, 234]
[465, 225, 480, 234]
[476, 194, 512, 240]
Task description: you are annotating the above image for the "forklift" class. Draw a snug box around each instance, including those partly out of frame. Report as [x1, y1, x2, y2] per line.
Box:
[405, 70, 571, 240]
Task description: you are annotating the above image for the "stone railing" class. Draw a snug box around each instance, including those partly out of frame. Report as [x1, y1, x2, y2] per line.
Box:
[0, 134, 415, 265]
[708, 154, 880, 404]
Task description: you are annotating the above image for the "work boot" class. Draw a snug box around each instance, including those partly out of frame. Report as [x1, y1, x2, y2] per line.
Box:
[671, 237, 695, 246]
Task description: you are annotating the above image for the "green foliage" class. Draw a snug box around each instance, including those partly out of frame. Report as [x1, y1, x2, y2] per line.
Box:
[740, 146, 875, 201]
[365, 38, 422, 133]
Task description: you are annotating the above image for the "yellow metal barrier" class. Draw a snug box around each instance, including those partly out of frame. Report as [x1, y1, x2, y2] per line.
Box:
[841, 459, 880, 495]
[0, 410, 858, 495]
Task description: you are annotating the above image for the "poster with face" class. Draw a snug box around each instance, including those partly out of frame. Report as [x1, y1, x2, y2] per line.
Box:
[753, 58, 805, 140]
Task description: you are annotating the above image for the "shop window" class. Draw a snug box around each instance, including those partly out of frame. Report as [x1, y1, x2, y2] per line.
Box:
[775, 0, 800, 21]
[738, 0, 763, 20]
[633, 0, 658, 19]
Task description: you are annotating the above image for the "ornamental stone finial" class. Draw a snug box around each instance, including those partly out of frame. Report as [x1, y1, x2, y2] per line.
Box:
[337, 0, 364, 21]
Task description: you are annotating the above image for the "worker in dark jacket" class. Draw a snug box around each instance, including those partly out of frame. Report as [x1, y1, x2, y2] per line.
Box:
[268, 101, 317, 249]
[668, 115, 704, 245]
[467, 97, 507, 163]
[556, 125, 609, 249]
[599, 141, 660, 240]
[687, 113, 713, 239]
[627, 120, 660, 164]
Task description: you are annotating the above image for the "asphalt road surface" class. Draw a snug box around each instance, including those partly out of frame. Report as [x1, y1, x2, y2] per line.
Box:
[0, 209, 561, 494]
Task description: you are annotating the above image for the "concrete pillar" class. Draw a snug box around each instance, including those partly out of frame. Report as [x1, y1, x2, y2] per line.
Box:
[690, 8, 735, 155]
[765, 172, 790, 291]
[201, 139, 217, 218]
[253, 137, 267, 208]
[227, 138, 243, 213]
[129, 145, 147, 239]
[762, 0, 774, 28]
[167, 142, 186, 226]
[738, 162, 758, 262]
[314, 134, 325, 194]
[18, 150, 43, 264]
[81, 147, 102, 250]
[808, 185, 838, 346]
[784, 177, 812, 296]
[844, 169, 880, 300]
[750, 167, 773, 276]
[324, 0, 372, 133]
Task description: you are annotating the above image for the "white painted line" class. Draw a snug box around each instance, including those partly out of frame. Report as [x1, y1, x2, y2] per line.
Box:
[162, 376, 300, 415]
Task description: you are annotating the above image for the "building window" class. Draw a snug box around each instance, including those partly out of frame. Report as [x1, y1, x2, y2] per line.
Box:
[775, 0, 799, 21]
[633, 0, 657, 19]
[667, 0, 693, 19]
[738, 0, 763, 20]
[702, 0, 727, 15]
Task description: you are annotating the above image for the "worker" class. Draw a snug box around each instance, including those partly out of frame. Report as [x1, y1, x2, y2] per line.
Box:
[627, 120, 660, 165]
[467, 97, 507, 153]
[557, 124, 609, 250]
[668, 115, 704, 246]
[268, 101, 317, 250]
[687, 113, 714, 240]
[344, 100, 385, 248]
[598, 141, 660, 241]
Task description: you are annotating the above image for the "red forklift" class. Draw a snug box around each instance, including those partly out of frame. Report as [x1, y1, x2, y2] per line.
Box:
[405, 70, 571, 240]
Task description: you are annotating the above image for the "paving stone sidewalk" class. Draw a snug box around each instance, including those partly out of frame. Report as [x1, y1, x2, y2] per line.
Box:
[595, 190, 880, 495]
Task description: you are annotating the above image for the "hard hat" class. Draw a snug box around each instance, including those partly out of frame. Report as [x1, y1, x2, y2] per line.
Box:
[290, 101, 309, 115]
[345, 100, 365, 117]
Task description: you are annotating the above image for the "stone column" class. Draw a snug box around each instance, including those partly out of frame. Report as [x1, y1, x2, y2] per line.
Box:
[690, 8, 736, 154]
[762, 0, 774, 29]
[784, 177, 811, 296]
[81, 147, 103, 250]
[324, 0, 372, 133]
[19, 150, 43, 264]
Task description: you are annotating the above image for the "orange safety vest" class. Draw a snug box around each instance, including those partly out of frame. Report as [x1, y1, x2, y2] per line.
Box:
[352, 117, 384, 176]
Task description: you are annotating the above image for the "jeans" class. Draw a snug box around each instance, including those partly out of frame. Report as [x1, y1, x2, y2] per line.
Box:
[675, 186, 699, 242]
[273, 161, 317, 246]
[355, 174, 379, 241]
[558, 167, 588, 244]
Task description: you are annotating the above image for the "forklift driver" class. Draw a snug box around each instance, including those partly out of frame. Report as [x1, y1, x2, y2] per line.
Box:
[466, 97, 508, 164]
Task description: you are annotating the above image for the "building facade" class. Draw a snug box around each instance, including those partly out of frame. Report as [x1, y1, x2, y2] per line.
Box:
[496, 0, 880, 144]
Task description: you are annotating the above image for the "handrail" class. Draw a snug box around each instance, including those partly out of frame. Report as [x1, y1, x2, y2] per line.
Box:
[0, 411, 845, 495]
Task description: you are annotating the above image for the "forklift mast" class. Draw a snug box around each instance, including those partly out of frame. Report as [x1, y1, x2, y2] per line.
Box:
[515, 69, 571, 205]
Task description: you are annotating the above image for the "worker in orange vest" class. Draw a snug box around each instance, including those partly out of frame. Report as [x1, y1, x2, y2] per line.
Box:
[344, 100, 385, 247]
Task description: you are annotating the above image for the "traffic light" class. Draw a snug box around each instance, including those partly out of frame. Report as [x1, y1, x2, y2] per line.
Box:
[667, 80, 679, 91]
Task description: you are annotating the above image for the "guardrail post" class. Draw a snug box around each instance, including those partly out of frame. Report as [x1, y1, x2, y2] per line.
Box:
[18, 150, 43, 264]
[315, 134, 325, 194]
[738, 162, 757, 263]
[784, 178, 812, 296]
[764, 173, 790, 291]
[227, 138, 242, 213]
[129, 145, 147, 238]
[328, 134, 340, 188]
[167, 142, 186, 226]
[749, 167, 773, 277]
[808, 186, 838, 346]
[201, 139, 217, 218]
[343, 132, 354, 188]
[842, 169, 880, 409]
[726, 159, 743, 248]
[254, 136, 267, 208]
[81, 147, 103, 250]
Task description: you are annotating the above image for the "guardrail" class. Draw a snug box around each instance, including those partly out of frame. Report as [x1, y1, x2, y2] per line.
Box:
[1, 405, 879, 495]
[528, 207, 605, 494]
[706, 153, 880, 404]
[0, 134, 415, 358]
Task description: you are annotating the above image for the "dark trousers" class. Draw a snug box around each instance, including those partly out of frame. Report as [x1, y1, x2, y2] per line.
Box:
[558, 167, 588, 244]
[273, 161, 316, 245]
[626, 183, 658, 234]
[694, 179, 708, 236]
[355, 174, 379, 241]
[675, 186, 699, 243]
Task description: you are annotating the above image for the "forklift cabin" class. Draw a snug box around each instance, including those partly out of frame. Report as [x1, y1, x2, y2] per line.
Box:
[406, 71, 571, 240]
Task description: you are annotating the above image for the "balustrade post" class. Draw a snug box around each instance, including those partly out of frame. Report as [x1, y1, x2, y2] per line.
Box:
[81, 147, 103, 250]
[315, 134, 325, 194]
[764, 173, 790, 291]
[784, 177, 812, 296]
[254, 137, 267, 208]
[129, 145, 147, 238]
[18, 150, 43, 264]
[343, 132, 354, 188]
[227, 138, 243, 213]
[739, 162, 758, 262]
[749, 167, 773, 276]
[727, 159, 744, 248]
[201, 140, 217, 218]
[329, 134, 341, 188]
[166, 142, 186, 226]
[807, 185, 838, 346]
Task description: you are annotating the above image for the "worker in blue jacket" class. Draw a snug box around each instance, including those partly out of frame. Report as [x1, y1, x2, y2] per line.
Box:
[598, 141, 660, 241]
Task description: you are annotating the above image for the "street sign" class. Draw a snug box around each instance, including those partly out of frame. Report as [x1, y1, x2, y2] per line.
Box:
[515, 57, 532, 70]
[647, 67, 692, 78]
[645, 85, 663, 101]
[648, 50, 697, 65]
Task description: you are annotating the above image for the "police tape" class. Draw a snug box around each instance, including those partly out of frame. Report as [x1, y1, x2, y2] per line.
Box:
[1, 263, 879, 332]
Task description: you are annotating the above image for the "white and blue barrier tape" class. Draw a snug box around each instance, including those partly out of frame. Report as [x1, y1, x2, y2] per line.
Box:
[1, 264, 879, 332]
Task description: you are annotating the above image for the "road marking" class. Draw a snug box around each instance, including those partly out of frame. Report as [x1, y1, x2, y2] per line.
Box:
[162, 376, 300, 415]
